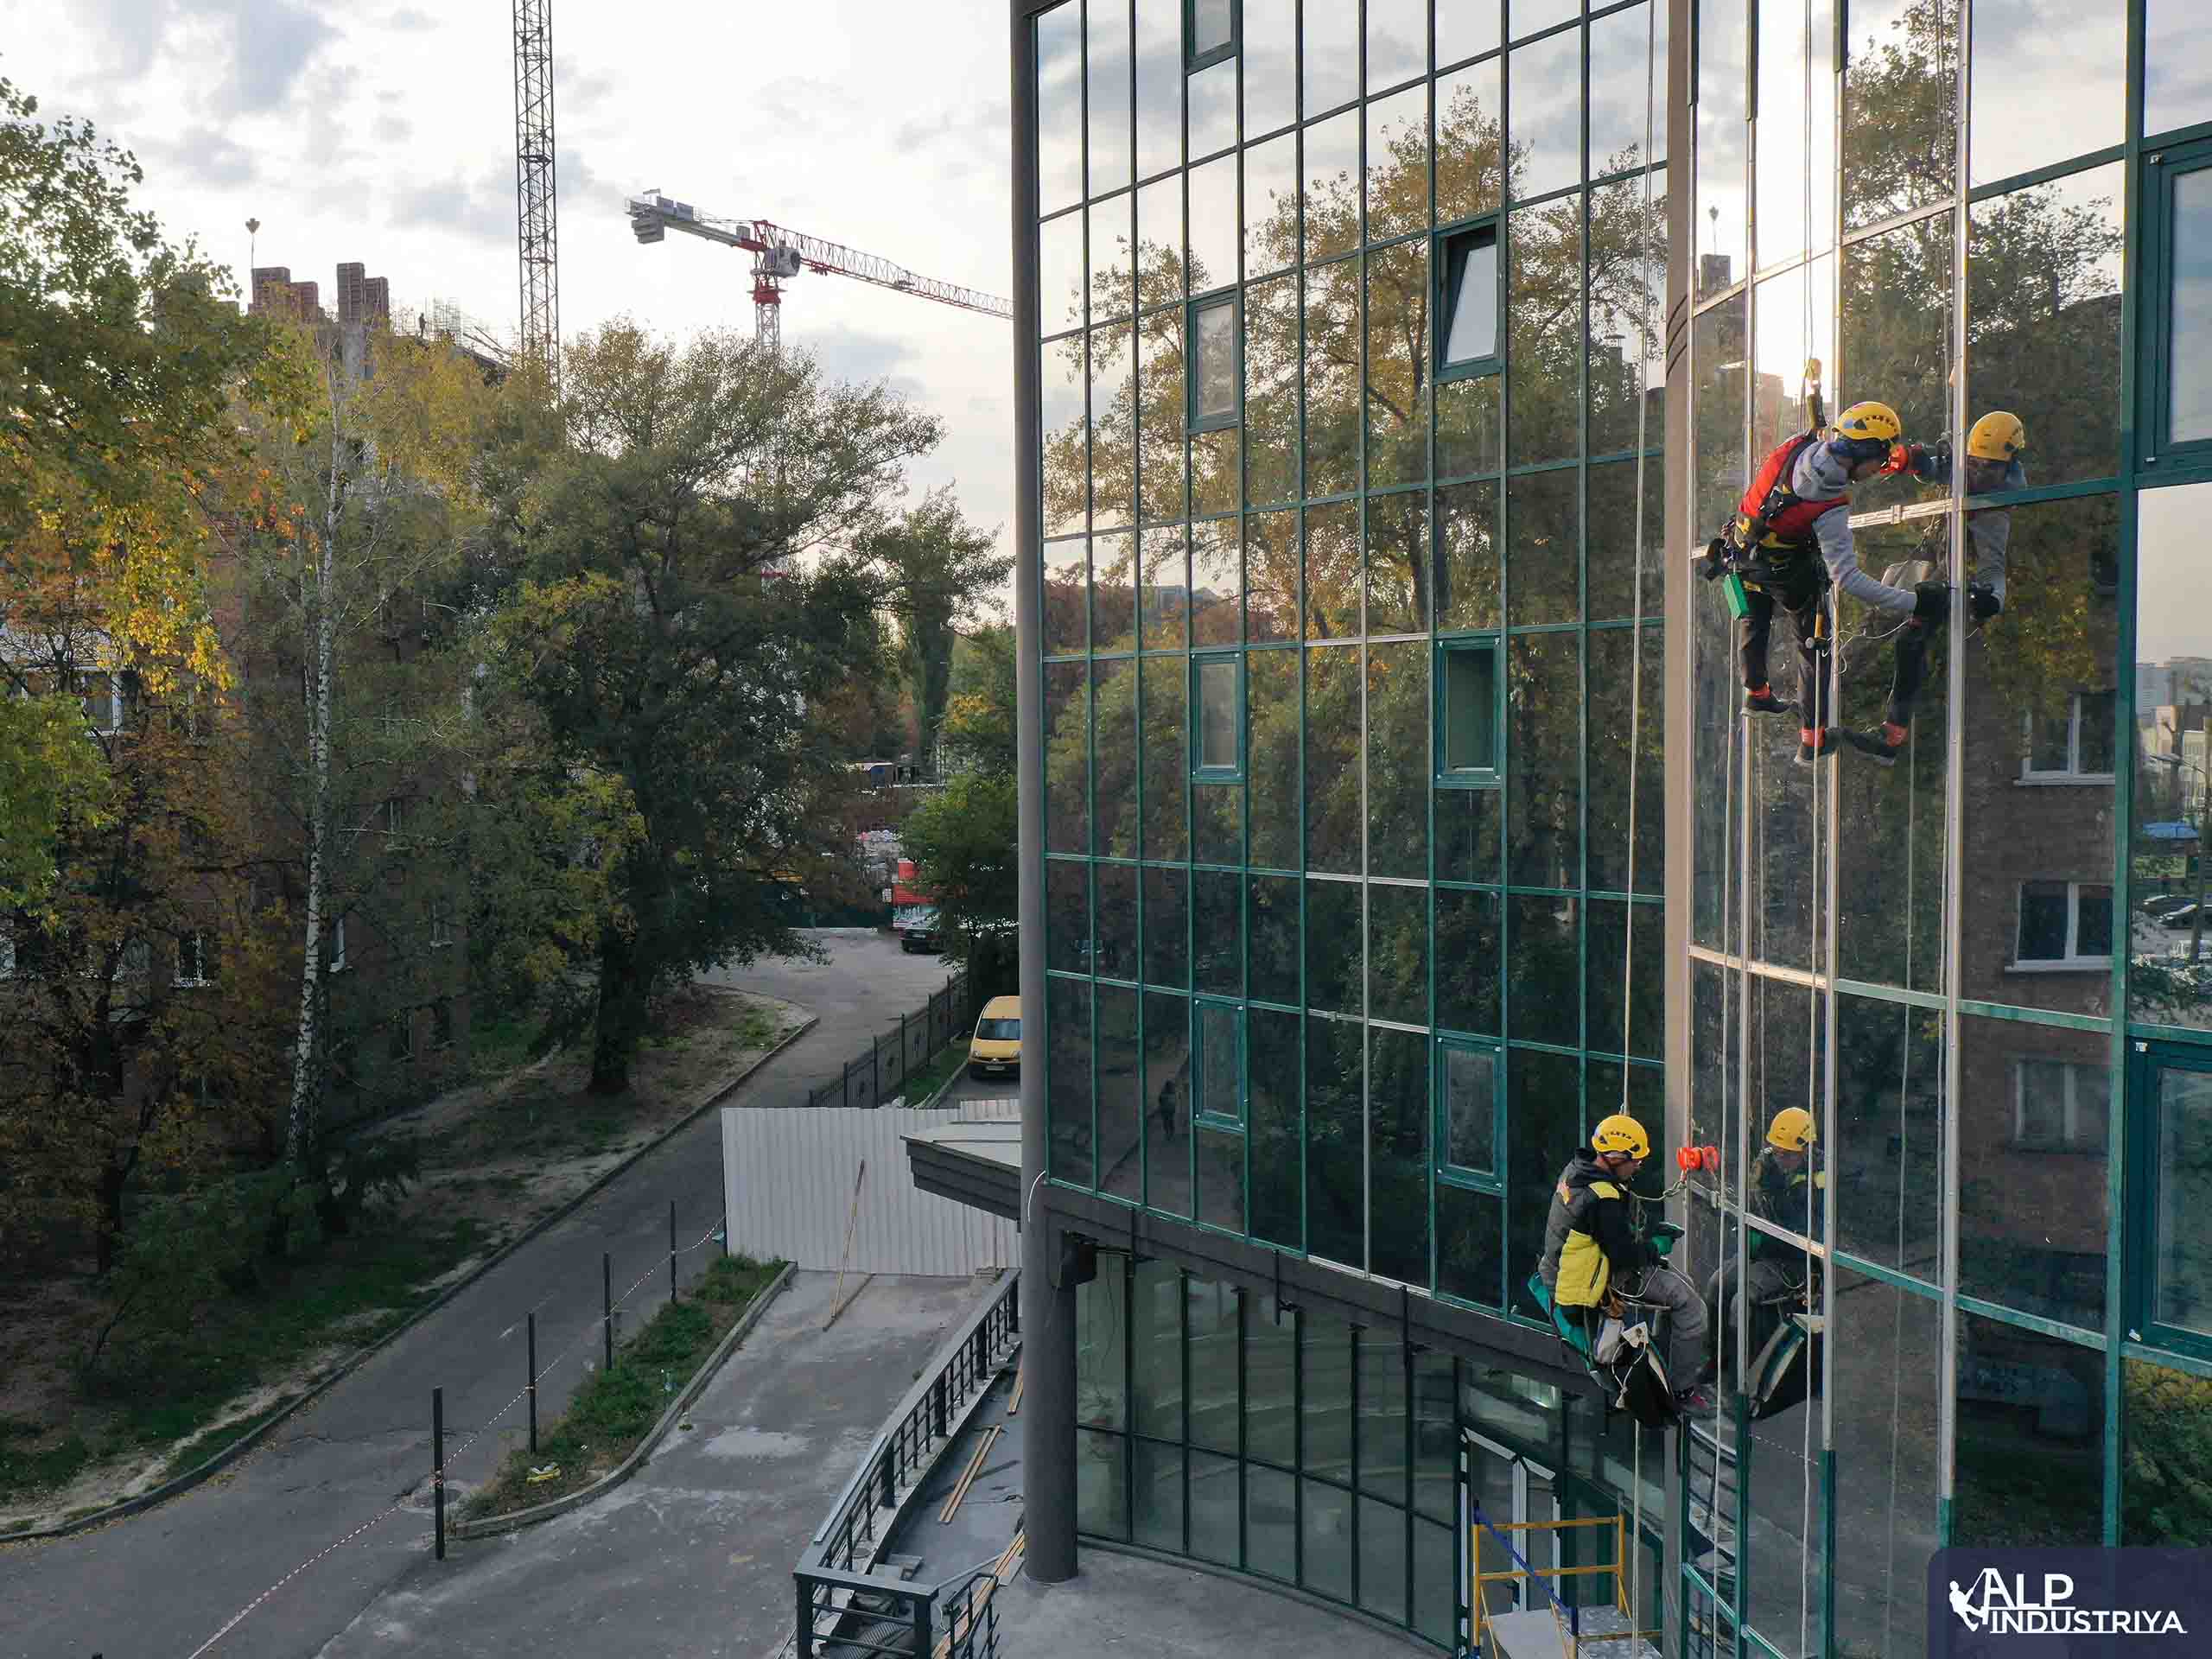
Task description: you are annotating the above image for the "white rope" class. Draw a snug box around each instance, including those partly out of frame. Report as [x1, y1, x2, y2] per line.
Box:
[1796, 2, 1821, 1648]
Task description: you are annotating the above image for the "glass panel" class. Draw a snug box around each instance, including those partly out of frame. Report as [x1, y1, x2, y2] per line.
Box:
[1506, 195, 1582, 466]
[1245, 278, 1300, 507]
[1134, 0, 1181, 181]
[1095, 531, 1140, 653]
[1090, 320, 1137, 528]
[1588, 172, 1667, 459]
[1303, 0, 1358, 114]
[1042, 210, 1085, 340]
[2145, 2, 2212, 138]
[1367, 242, 1430, 490]
[1444, 232, 1500, 365]
[1357, 1497, 1410, 1622]
[1305, 646, 1362, 872]
[1094, 657, 1138, 856]
[1189, 1448, 1238, 1561]
[1188, 153, 1237, 292]
[1251, 873, 1302, 1002]
[1050, 975, 1095, 1185]
[1506, 1048, 1583, 1320]
[1045, 538, 1089, 654]
[1246, 134, 1299, 281]
[1367, 85, 1429, 246]
[1141, 524, 1186, 645]
[1304, 258, 1361, 498]
[1301, 1478, 1355, 1600]
[1413, 1517, 1454, 1643]
[1133, 1437, 1184, 1549]
[1970, 0, 2122, 188]
[1248, 1464, 1298, 1577]
[1827, 1267, 1942, 1658]
[1514, 0, 1579, 39]
[1438, 370, 1503, 480]
[1367, 493, 1428, 637]
[1188, 1277, 1239, 1450]
[1077, 1254, 1126, 1427]
[1507, 632, 1581, 886]
[1369, 641, 1429, 879]
[1188, 425, 1239, 524]
[1510, 26, 1581, 202]
[1043, 333, 1089, 537]
[1967, 165, 2123, 488]
[1841, 0, 1955, 235]
[1508, 894, 1580, 1048]
[1306, 500, 1361, 640]
[1306, 878, 1363, 1013]
[1077, 1427, 1128, 1536]
[1192, 0, 1234, 58]
[1366, 0, 1425, 92]
[1097, 862, 1139, 981]
[1953, 1313, 2105, 1547]
[1197, 1000, 1240, 1122]
[1369, 881, 1428, 1024]
[1696, 0, 1748, 287]
[1196, 1123, 1244, 1230]
[1049, 857, 1092, 976]
[1089, 0, 1134, 195]
[2172, 169, 2212, 448]
[1244, 0, 1296, 137]
[1438, 1176, 1503, 1306]
[1038, 3, 1084, 216]
[1196, 658, 1237, 770]
[1303, 111, 1362, 264]
[1446, 1044, 1497, 1173]
[1193, 299, 1236, 424]
[2153, 1062, 2212, 1337]
[1302, 1312, 1355, 1477]
[1249, 1005, 1302, 1245]
[1588, 1, 1665, 175]
[1370, 1026, 1431, 1285]
[1145, 988, 1192, 1214]
[2133, 484, 2212, 1029]
[1097, 982, 1142, 1198]
[2122, 1355, 2212, 1543]
[1834, 990, 1943, 1275]
[1192, 518, 1240, 645]
[1506, 466, 1579, 626]
[1754, 0, 1836, 270]
[1749, 256, 1834, 463]
[1192, 867, 1241, 994]
[1437, 781, 1501, 887]
[1248, 647, 1300, 867]
[1437, 887, 1503, 1033]
[1412, 1351, 1455, 1519]
[1137, 173, 1184, 307]
[1306, 1014, 1366, 1265]
[1132, 1257, 1184, 1438]
[1046, 661, 1091, 854]
[1586, 462, 1662, 622]
[1092, 194, 1135, 324]
[1191, 54, 1238, 161]
[1143, 864, 1189, 988]
[1438, 480, 1502, 630]
[1586, 623, 1662, 893]
[1585, 899, 1661, 1060]
[1358, 1329, 1408, 1503]
[1436, 60, 1503, 226]
[1247, 1291, 1298, 1464]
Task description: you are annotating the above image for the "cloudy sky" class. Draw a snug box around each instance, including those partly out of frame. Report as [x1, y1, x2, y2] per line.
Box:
[4, 0, 1019, 561]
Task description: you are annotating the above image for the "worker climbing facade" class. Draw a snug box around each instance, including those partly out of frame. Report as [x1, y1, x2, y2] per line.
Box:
[1538, 1116, 1712, 1416]
[1705, 1106, 1825, 1369]
[1843, 411, 2025, 766]
[1699, 400, 1940, 765]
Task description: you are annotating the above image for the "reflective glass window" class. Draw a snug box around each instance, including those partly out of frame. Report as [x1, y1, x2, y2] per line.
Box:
[1302, 0, 1358, 115]
[1440, 225, 1501, 367]
[1587, 174, 1666, 458]
[1953, 1313, 2104, 1547]
[1191, 518, 1239, 645]
[1369, 0, 1426, 92]
[1076, 1249, 1126, 1427]
[1303, 110, 1362, 264]
[1187, 1276, 1238, 1452]
[1191, 295, 1239, 429]
[1190, 0, 1235, 63]
[2166, 166, 2212, 450]
[1187, 152, 1237, 293]
[1143, 865, 1190, 988]
[1303, 259, 1361, 497]
[1436, 60, 1503, 226]
[1510, 26, 1582, 201]
[1247, 1465, 1297, 1576]
[1370, 1027, 1430, 1285]
[1195, 654, 1240, 772]
[1437, 480, 1502, 629]
[1507, 195, 1582, 466]
[1090, 0, 1134, 195]
[1441, 641, 1501, 775]
[1245, 279, 1300, 506]
[1139, 315, 1188, 517]
[1508, 894, 1581, 1048]
[1439, 0, 1501, 67]
[1249, 1004, 1302, 1244]
[1038, 3, 1085, 216]
[1436, 365, 1504, 474]
[1077, 1427, 1127, 1536]
[1141, 652, 1186, 860]
[1191, 56, 1238, 159]
[1245, 133, 1299, 280]
[1243, 0, 1296, 136]
[1366, 491, 1429, 636]
[1046, 661, 1092, 853]
[1090, 321, 1137, 530]
[1196, 1000, 1242, 1125]
[1507, 632, 1580, 886]
[2151, 1059, 2212, 1339]
[1506, 466, 1579, 626]
[1098, 982, 1143, 1197]
[1368, 242, 1430, 490]
[1436, 887, 1502, 1033]
[1135, 0, 1182, 181]
[1050, 976, 1095, 1185]
[2145, 2, 2212, 139]
[1045, 538, 1088, 655]
[1247, 648, 1300, 868]
[1697, 0, 1749, 285]
[1441, 1041, 1501, 1180]
[1587, 1, 1665, 175]
[1753, 0, 1835, 269]
[2123, 1356, 2212, 1542]
[1136, 173, 1183, 302]
[1513, 0, 1579, 40]
[1305, 1014, 1366, 1265]
[1192, 867, 1242, 994]
[1368, 84, 1430, 243]
[1841, 0, 1955, 233]
[1250, 872, 1301, 1003]
[1369, 879, 1428, 1022]
[1048, 857, 1092, 976]
[1969, 0, 2121, 187]
[1042, 210, 1085, 339]
[1306, 878, 1363, 1013]
[2133, 483, 2212, 1031]
[1246, 1291, 1298, 1464]
[1042, 333, 1089, 538]
[1146, 988, 1192, 1215]
[1094, 657, 1139, 859]
[1304, 498, 1359, 639]
[1133, 1438, 1184, 1548]
[1368, 642, 1430, 879]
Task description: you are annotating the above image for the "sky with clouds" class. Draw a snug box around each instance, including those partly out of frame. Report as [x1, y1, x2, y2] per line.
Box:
[3, 0, 1019, 565]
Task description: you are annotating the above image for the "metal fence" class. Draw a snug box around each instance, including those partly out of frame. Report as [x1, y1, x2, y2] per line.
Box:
[793, 1270, 1019, 1658]
[804, 969, 977, 1109]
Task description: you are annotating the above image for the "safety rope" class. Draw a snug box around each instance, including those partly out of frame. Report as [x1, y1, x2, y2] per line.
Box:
[1796, 3, 1821, 1650]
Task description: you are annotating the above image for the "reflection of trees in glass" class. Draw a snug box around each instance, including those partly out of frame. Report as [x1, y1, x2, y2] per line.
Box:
[1840, 0, 1958, 232]
[2124, 1358, 2212, 1544]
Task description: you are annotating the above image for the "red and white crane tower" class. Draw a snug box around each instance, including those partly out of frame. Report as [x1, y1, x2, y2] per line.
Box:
[626, 192, 1010, 353]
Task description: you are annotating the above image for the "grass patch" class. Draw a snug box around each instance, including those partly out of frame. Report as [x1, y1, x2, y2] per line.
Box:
[467, 1254, 780, 1519]
[897, 1044, 971, 1107]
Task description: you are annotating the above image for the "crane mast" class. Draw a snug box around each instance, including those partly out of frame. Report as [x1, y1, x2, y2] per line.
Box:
[512, 0, 560, 383]
[627, 193, 1010, 352]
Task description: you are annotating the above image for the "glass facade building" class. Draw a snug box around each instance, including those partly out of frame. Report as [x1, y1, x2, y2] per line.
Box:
[1007, 0, 2212, 1653]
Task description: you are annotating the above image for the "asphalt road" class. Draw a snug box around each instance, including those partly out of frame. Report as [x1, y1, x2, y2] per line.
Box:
[0, 932, 952, 1659]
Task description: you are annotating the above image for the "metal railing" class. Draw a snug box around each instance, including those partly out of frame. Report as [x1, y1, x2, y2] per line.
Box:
[805, 969, 976, 1109]
[793, 1271, 1020, 1656]
[1471, 1509, 1663, 1658]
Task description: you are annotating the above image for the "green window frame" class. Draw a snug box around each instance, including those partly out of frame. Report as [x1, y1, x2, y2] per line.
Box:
[2128, 1040, 2212, 1364]
[1185, 0, 1237, 73]
[1433, 219, 1503, 384]
[1193, 996, 1244, 1129]
[1435, 637, 1503, 784]
[1434, 1036, 1503, 1194]
[1191, 650, 1244, 779]
[1187, 290, 1242, 433]
[2140, 134, 2212, 473]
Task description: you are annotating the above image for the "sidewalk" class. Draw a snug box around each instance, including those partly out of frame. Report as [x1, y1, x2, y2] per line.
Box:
[313, 1272, 988, 1657]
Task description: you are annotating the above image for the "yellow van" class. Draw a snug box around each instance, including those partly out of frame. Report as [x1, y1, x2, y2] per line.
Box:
[967, 995, 1022, 1077]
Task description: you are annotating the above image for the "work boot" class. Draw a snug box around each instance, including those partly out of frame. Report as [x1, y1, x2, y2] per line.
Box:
[1742, 683, 1793, 715]
[1842, 721, 1909, 767]
[1795, 727, 1840, 767]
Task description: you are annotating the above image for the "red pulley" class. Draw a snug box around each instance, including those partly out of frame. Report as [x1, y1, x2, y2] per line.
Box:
[1700, 1145, 1720, 1171]
[1675, 1146, 1697, 1171]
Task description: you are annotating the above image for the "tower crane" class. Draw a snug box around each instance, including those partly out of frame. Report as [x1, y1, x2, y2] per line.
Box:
[627, 193, 1010, 353]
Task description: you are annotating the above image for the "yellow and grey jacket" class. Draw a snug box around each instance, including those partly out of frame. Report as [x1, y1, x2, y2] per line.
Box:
[1537, 1150, 1653, 1309]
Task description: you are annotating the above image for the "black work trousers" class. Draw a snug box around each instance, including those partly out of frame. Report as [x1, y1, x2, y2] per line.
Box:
[1884, 611, 1945, 730]
[1738, 574, 1831, 729]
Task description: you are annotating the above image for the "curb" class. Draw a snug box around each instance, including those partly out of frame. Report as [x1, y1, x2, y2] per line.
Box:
[453, 1260, 796, 1539]
[3, 1007, 821, 1545]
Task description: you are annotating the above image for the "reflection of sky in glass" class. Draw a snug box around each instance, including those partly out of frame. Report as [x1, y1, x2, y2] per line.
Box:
[1188, 156, 1238, 293]
[1434, 61, 1502, 226]
[1245, 135, 1299, 279]
[1370, 0, 1427, 92]
[1587, 1, 1666, 175]
[1041, 210, 1084, 336]
[1969, 0, 2122, 188]
[1439, 0, 1501, 67]
[1304, 0, 1360, 116]
[2145, 2, 2212, 138]
[1244, 0, 1297, 137]
[1089, 194, 1132, 320]
[1133, 0, 1182, 181]
[2138, 483, 2212, 667]
[1367, 85, 1430, 243]
[1304, 111, 1361, 262]
[1136, 175, 1181, 295]
[1697, 0, 1749, 289]
[1087, 0, 1132, 195]
[1510, 28, 1582, 200]
[2171, 172, 2212, 447]
[1511, 0, 1580, 41]
[1036, 4, 1084, 216]
[1754, 0, 1835, 269]
[1750, 256, 1834, 454]
[1446, 242, 1499, 362]
[1190, 56, 1237, 160]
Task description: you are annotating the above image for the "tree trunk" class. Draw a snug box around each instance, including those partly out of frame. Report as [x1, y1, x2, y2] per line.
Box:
[94, 1160, 127, 1277]
[590, 928, 645, 1095]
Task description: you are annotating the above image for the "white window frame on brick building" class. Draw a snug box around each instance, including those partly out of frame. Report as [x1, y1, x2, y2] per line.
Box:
[2020, 690, 2117, 783]
[2012, 880, 2113, 971]
[2012, 1058, 2110, 1152]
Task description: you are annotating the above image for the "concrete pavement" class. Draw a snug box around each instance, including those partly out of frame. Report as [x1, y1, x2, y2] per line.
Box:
[0, 933, 950, 1659]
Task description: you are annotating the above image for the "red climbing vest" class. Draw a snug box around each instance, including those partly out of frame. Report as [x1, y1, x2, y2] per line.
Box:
[1733, 432, 1850, 554]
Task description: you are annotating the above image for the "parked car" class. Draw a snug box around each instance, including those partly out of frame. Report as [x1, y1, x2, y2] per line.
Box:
[2163, 902, 2203, 931]
[2142, 893, 2196, 920]
[968, 995, 1022, 1077]
[899, 906, 943, 953]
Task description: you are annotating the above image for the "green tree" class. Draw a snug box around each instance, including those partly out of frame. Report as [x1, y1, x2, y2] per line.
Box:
[943, 625, 1017, 775]
[901, 771, 1020, 939]
[493, 321, 941, 1092]
[863, 488, 1010, 772]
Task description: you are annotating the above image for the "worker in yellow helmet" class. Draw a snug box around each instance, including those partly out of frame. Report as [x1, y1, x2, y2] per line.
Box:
[1538, 1114, 1711, 1414]
[1704, 1106, 1827, 1370]
[1699, 401, 1942, 767]
[1844, 411, 2026, 766]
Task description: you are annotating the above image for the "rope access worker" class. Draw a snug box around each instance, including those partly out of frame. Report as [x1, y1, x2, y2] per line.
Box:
[1704, 1107, 1826, 1366]
[1842, 411, 2025, 766]
[1698, 401, 1942, 766]
[1538, 1115, 1713, 1416]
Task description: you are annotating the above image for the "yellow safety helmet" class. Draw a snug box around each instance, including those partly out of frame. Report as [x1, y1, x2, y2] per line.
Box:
[1592, 1114, 1651, 1160]
[1767, 1107, 1817, 1153]
[1832, 400, 1904, 462]
[1966, 410, 2026, 463]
